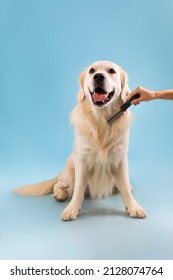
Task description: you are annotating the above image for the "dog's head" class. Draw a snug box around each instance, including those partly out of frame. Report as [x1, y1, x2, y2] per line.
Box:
[78, 61, 130, 108]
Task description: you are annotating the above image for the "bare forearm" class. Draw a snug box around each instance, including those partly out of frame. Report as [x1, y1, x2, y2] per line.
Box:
[154, 90, 173, 100]
[128, 87, 173, 105]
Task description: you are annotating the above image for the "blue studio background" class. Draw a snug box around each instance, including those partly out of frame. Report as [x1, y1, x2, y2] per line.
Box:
[0, 0, 173, 259]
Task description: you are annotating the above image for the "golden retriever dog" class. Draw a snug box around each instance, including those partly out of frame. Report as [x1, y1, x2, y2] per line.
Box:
[15, 61, 146, 221]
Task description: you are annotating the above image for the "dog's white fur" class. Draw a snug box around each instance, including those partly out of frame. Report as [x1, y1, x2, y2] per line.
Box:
[15, 61, 146, 220]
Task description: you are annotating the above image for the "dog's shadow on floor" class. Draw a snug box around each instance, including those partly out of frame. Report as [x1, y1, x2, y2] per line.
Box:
[77, 193, 128, 219]
[79, 207, 127, 219]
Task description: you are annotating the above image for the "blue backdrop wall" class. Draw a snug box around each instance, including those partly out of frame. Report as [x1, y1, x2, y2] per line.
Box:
[1, 0, 173, 176]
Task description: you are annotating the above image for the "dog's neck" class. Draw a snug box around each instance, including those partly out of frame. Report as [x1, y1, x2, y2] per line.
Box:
[72, 96, 125, 131]
[71, 97, 129, 152]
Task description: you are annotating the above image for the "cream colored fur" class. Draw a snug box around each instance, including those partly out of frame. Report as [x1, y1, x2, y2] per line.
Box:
[15, 61, 146, 221]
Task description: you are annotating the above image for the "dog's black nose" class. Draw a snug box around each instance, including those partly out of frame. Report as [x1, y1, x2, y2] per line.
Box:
[93, 73, 105, 83]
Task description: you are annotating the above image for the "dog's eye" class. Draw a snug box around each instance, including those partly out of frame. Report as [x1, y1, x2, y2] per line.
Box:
[109, 68, 116, 74]
[89, 68, 95, 74]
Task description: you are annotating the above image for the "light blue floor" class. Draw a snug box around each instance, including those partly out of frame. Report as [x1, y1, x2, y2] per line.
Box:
[1, 158, 173, 260]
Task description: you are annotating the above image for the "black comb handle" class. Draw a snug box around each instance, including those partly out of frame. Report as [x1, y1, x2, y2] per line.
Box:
[120, 93, 140, 112]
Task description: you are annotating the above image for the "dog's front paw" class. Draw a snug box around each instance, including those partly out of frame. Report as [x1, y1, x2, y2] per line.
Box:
[62, 205, 80, 221]
[126, 203, 146, 219]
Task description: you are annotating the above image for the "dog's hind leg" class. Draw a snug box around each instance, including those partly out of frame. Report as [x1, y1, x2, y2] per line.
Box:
[53, 153, 74, 202]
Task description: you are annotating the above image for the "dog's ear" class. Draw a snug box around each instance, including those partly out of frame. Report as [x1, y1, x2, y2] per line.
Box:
[77, 70, 86, 101]
[120, 69, 131, 102]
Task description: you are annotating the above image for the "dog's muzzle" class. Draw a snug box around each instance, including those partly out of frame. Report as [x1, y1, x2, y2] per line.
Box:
[90, 73, 115, 107]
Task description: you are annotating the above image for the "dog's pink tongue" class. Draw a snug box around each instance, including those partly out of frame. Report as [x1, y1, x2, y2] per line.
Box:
[93, 92, 108, 102]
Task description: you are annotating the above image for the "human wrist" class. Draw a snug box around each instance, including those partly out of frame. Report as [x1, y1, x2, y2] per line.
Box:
[152, 90, 159, 100]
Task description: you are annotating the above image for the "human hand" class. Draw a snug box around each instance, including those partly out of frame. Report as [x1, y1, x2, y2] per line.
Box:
[127, 86, 155, 105]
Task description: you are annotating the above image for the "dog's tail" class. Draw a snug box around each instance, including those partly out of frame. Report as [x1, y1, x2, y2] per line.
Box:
[14, 177, 57, 196]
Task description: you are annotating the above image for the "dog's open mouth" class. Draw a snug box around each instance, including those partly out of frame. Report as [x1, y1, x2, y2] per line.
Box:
[90, 87, 115, 106]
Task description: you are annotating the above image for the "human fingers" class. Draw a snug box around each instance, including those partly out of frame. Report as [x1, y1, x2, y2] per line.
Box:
[131, 97, 143, 105]
[127, 88, 139, 101]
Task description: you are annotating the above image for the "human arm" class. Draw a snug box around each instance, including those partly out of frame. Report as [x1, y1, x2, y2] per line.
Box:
[127, 86, 173, 105]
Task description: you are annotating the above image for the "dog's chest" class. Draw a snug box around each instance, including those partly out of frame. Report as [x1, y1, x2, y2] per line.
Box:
[84, 146, 119, 198]
[82, 139, 126, 198]
[86, 139, 124, 169]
